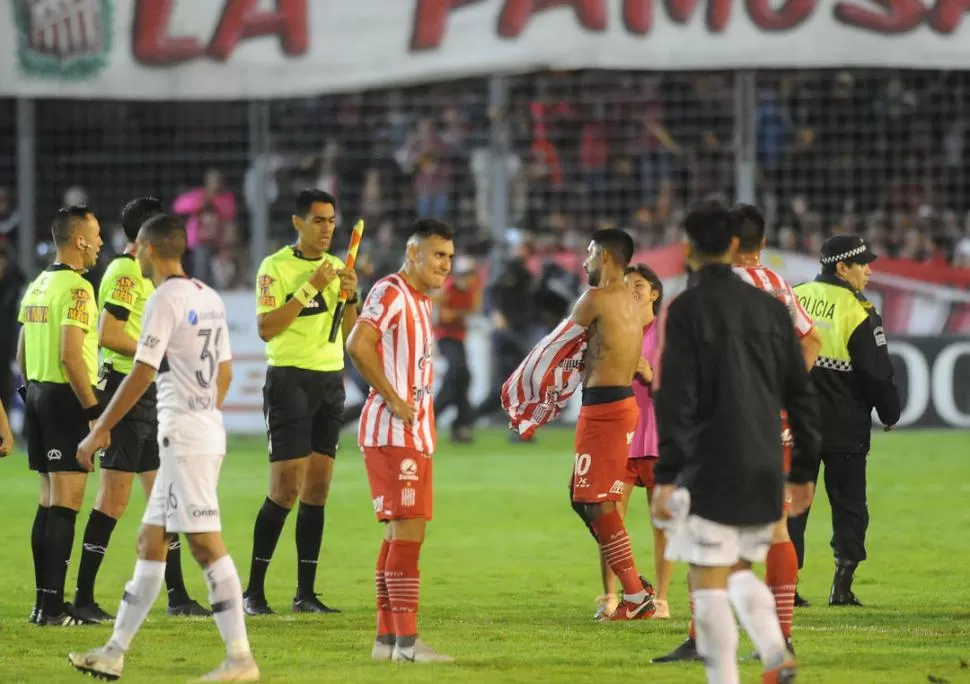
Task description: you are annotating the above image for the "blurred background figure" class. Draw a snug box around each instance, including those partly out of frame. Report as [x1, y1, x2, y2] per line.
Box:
[434, 255, 482, 444]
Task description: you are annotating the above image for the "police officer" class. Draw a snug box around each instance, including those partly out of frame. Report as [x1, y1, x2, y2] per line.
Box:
[788, 234, 901, 606]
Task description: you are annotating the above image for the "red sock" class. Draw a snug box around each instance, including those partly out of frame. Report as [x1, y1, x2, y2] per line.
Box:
[765, 540, 798, 639]
[375, 540, 393, 637]
[385, 540, 421, 639]
[590, 511, 642, 596]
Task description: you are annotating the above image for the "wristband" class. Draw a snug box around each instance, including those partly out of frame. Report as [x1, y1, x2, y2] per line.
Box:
[293, 283, 319, 307]
[84, 404, 103, 422]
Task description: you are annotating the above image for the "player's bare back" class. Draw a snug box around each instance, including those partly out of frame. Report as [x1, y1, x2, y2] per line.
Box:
[582, 284, 642, 388]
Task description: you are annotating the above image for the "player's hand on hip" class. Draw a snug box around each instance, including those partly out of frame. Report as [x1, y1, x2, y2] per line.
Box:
[636, 357, 653, 382]
[389, 396, 417, 426]
[309, 262, 337, 291]
[337, 268, 358, 296]
[651, 485, 675, 521]
[0, 433, 12, 457]
[788, 482, 815, 517]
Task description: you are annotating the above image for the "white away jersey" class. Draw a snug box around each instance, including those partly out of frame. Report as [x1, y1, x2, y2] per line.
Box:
[135, 277, 232, 453]
[356, 273, 437, 454]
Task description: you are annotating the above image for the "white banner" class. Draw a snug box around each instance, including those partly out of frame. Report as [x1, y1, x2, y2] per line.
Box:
[3, 0, 970, 100]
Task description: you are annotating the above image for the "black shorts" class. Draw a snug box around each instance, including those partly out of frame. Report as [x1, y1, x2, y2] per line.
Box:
[24, 382, 89, 474]
[98, 368, 160, 474]
[263, 366, 346, 462]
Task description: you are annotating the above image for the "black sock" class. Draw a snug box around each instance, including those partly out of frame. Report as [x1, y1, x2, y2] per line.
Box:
[245, 497, 290, 597]
[295, 502, 325, 598]
[42, 506, 78, 614]
[165, 537, 190, 606]
[31, 506, 49, 613]
[74, 509, 117, 606]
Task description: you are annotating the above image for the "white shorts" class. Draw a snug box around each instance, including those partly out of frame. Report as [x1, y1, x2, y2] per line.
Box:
[143, 432, 224, 534]
[665, 514, 774, 567]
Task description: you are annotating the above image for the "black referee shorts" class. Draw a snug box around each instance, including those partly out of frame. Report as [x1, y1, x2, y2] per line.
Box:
[24, 382, 89, 474]
[97, 367, 160, 474]
[263, 366, 346, 462]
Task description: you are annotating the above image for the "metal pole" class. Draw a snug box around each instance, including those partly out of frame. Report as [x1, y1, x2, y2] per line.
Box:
[16, 98, 36, 277]
[487, 75, 510, 256]
[248, 100, 270, 281]
[734, 70, 757, 205]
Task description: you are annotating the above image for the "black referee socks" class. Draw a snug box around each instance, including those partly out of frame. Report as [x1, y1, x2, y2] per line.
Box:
[30, 505, 49, 614]
[75, 509, 117, 607]
[296, 502, 325, 598]
[42, 506, 78, 614]
[245, 498, 290, 598]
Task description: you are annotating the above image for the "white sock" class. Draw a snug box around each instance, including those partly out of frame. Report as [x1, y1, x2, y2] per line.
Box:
[728, 569, 788, 669]
[205, 555, 251, 660]
[109, 560, 166, 652]
[693, 588, 740, 684]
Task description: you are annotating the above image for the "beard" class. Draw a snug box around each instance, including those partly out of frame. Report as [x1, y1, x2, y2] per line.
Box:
[587, 269, 601, 287]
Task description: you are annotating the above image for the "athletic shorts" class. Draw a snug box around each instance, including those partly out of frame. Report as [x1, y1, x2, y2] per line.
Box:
[143, 430, 223, 534]
[571, 387, 639, 504]
[23, 382, 89, 474]
[665, 514, 774, 567]
[624, 457, 656, 490]
[362, 446, 433, 522]
[263, 366, 346, 462]
[781, 410, 792, 475]
[98, 368, 159, 473]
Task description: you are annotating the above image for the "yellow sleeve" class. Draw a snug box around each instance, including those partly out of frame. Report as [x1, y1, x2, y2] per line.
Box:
[62, 281, 96, 331]
[102, 265, 138, 315]
[256, 258, 285, 314]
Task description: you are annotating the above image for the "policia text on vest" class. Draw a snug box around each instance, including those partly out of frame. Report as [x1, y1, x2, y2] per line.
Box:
[787, 272, 901, 605]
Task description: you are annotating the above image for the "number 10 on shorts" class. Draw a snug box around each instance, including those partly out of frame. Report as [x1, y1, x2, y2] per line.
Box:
[574, 452, 592, 489]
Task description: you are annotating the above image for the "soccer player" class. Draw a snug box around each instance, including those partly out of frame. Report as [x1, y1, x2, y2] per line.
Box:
[652, 201, 820, 684]
[565, 229, 656, 622]
[68, 213, 258, 681]
[73, 197, 208, 623]
[17, 206, 103, 626]
[243, 189, 358, 615]
[653, 203, 822, 662]
[347, 218, 456, 663]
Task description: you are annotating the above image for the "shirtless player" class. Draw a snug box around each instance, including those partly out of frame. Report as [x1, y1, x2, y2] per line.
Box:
[569, 229, 656, 621]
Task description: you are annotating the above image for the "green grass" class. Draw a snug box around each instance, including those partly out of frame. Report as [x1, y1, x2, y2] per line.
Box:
[1, 429, 969, 682]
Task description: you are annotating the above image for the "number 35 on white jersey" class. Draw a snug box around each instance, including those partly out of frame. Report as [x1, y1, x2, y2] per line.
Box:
[135, 277, 232, 453]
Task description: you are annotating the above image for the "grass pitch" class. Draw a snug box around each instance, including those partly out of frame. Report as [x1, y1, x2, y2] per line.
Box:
[0, 428, 968, 682]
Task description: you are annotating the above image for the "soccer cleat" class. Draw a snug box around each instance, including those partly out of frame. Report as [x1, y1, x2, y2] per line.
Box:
[762, 654, 798, 683]
[168, 599, 212, 617]
[197, 656, 260, 681]
[391, 637, 455, 663]
[242, 593, 274, 616]
[371, 635, 396, 661]
[652, 599, 671, 619]
[593, 594, 619, 621]
[651, 637, 702, 664]
[39, 603, 98, 627]
[292, 594, 341, 614]
[608, 576, 656, 621]
[68, 646, 125, 681]
[793, 592, 811, 608]
[29, 607, 40, 624]
[829, 590, 863, 606]
[73, 602, 115, 624]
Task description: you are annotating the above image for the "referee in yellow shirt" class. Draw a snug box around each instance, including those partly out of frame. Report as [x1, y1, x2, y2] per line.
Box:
[243, 189, 358, 615]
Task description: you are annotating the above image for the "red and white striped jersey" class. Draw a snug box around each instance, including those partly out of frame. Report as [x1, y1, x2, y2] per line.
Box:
[733, 264, 814, 338]
[501, 319, 587, 440]
[357, 273, 437, 453]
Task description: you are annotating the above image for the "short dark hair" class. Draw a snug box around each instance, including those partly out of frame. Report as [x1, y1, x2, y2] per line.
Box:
[296, 189, 336, 217]
[731, 203, 766, 252]
[138, 213, 186, 259]
[121, 196, 164, 242]
[591, 228, 635, 268]
[625, 264, 664, 315]
[410, 218, 455, 242]
[51, 205, 95, 247]
[684, 200, 736, 257]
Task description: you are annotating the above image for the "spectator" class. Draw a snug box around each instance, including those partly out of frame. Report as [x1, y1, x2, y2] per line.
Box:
[173, 169, 237, 286]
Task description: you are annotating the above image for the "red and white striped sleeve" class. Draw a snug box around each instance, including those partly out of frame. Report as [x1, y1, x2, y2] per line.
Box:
[358, 279, 404, 334]
[781, 277, 814, 338]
